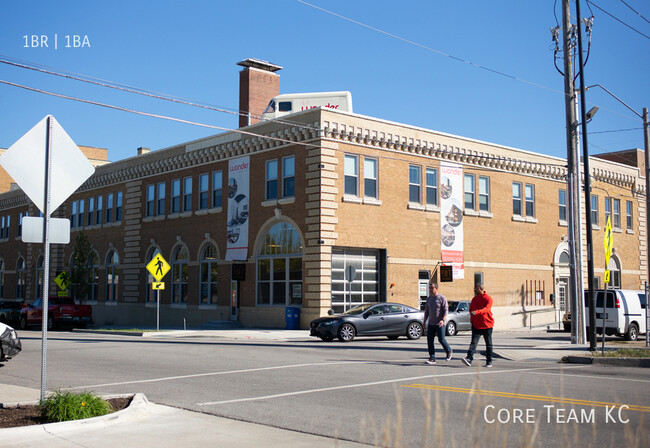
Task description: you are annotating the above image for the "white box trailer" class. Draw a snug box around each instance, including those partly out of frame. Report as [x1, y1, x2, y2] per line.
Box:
[261, 91, 352, 121]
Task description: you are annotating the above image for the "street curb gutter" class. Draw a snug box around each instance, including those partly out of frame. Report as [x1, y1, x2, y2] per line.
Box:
[562, 356, 650, 367]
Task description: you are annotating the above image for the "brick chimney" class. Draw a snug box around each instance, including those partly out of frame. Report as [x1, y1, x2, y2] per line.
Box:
[237, 58, 282, 128]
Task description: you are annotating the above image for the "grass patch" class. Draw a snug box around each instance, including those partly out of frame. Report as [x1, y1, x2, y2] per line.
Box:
[39, 391, 113, 423]
[591, 348, 650, 358]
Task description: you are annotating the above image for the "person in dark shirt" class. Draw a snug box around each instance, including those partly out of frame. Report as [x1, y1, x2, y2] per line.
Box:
[424, 282, 452, 365]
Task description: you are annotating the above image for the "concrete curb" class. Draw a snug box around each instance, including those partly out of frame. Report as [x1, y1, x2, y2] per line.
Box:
[562, 356, 650, 367]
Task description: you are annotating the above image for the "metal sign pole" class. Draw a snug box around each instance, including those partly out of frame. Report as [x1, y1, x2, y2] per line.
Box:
[156, 288, 160, 332]
[40, 117, 53, 401]
[646, 282, 649, 348]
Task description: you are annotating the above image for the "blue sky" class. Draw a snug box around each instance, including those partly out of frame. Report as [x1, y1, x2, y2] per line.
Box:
[1, 1, 648, 162]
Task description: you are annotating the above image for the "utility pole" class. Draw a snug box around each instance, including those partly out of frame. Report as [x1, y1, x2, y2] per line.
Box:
[560, 0, 586, 344]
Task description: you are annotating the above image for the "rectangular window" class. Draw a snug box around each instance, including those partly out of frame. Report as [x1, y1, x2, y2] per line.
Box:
[3, 216, 9, 239]
[157, 182, 165, 216]
[87, 197, 94, 226]
[78, 199, 84, 228]
[212, 171, 222, 208]
[266, 159, 278, 200]
[409, 165, 421, 203]
[146, 185, 155, 217]
[283, 156, 295, 198]
[70, 201, 77, 228]
[626, 200, 633, 230]
[106, 193, 114, 223]
[116, 192, 122, 222]
[425, 168, 438, 206]
[513, 182, 522, 216]
[183, 177, 192, 212]
[18, 212, 26, 237]
[96, 195, 103, 225]
[344, 155, 359, 196]
[605, 197, 612, 226]
[525, 184, 535, 217]
[479, 176, 490, 212]
[464, 174, 475, 210]
[591, 195, 598, 226]
[364, 158, 378, 199]
[199, 174, 209, 210]
[171, 179, 181, 213]
[559, 189, 567, 222]
[613, 198, 621, 229]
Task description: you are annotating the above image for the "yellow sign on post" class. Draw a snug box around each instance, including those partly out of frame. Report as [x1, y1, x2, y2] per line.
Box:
[54, 271, 71, 292]
[146, 253, 170, 282]
[152, 282, 165, 290]
[603, 216, 613, 284]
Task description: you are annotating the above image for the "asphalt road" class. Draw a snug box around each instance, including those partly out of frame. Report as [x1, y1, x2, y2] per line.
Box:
[1, 330, 648, 447]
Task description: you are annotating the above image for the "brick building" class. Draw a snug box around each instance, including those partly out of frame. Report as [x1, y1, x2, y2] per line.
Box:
[0, 59, 645, 330]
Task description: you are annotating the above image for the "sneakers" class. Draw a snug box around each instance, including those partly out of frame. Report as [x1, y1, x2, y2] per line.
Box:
[446, 351, 453, 361]
[485, 362, 493, 368]
[426, 357, 437, 365]
[462, 357, 472, 367]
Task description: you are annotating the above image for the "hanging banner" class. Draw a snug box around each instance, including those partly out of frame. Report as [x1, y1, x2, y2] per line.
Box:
[226, 156, 250, 261]
[440, 163, 464, 279]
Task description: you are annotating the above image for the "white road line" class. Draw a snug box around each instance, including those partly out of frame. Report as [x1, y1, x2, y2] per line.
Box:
[530, 370, 650, 383]
[63, 360, 383, 390]
[197, 365, 589, 406]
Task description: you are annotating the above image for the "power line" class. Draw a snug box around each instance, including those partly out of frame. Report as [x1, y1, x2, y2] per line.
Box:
[587, 0, 650, 40]
[589, 127, 643, 134]
[619, 0, 650, 25]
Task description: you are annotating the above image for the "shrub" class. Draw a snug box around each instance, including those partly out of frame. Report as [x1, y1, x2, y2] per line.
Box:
[39, 390, 113, 423]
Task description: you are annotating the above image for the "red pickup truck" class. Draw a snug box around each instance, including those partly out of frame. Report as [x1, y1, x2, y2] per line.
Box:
[19, 297, 93, 330]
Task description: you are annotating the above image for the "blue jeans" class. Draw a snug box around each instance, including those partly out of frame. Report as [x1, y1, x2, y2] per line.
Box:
[466, 326, 493, 363]
[427, 324, 451, 358]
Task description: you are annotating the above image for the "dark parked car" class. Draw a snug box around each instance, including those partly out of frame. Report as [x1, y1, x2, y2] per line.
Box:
[445, 300, 471, 336]
[0, 322, 21, 362]
[0, 300, 23, 325]
[310, 302, 424, 342]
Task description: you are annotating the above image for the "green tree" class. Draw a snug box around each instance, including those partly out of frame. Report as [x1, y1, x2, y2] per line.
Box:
[70, 231, 94, 301]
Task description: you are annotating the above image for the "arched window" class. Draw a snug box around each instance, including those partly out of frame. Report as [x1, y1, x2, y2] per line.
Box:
[607, 256, 621, 289]
[16, 257, 25, 300]
[558, 251, 570, 264]
[106, 250, 119, 301]
[36, 255, 44, 298]
[200, 243, 218, 304]
[145, 248, 159, 303]
[257, 222, 303, 306]
[88, 251, 99, 301]
[172, 246, 188, 303]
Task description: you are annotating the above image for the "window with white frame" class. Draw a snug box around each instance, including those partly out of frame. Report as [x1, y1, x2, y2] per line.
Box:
[212, 171, 222, 208]
[70, 201, 78, 228]
[157, 182, 165, 216]
[626, 200, 633, 230]
[257, 222, 303, 306]
[425, 168, 438, 206]
[613, 198, 621, 229]
[591, 195, 599, 226]
[199, 243, 218, 304]
[106, 193, 114, 223]
[95, 195, 103, 225]
[605, 197, 612, 225]
[146, 185, 155, 217]
[183, 177, 192, 212]
[116, 192, 122, 221]
[87, 197, 94, 226]
[409, 165, 421, 203]
[199, 174, 209, 210]
[171, 179, 181, 213]
[18, 212, 27, 237]
[77, 200, 85, 228]
[283, 156, 295, 198]
[512, 182, 522, 216]
[344, 155, 359, 196]
[266, 160, 278, 200]
[525, 184, 535, 217]
[464, 174, 475, 210]
[364, 158, 378, 199]
[106, 250, 119, 301]
[2, 216, 9, 239]
[172, 246, 189, 303]
[559, 189, 567, 222]
[479, 176, 490, 212]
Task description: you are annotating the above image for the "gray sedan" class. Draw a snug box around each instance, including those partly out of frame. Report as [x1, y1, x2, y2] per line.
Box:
[445, 300, 472, 336]
[310, 302, 424, 342]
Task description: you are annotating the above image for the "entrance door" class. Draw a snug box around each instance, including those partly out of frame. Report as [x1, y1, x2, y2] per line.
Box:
[558, 279, 568, 312]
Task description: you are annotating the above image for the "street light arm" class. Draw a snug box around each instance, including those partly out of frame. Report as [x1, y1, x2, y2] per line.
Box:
[586, 84, 642, 119]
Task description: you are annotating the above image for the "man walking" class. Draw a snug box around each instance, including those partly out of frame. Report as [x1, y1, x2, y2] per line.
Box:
[462, 283, 495, 368]
[424, 282, 452, 365]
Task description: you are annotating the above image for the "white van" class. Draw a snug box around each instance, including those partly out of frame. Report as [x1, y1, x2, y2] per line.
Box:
[584, 289, 647, 341]
[261, 91, 352, 121]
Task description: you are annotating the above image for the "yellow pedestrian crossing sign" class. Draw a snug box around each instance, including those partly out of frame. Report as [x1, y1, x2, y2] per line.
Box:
[146, 253, 170, 282]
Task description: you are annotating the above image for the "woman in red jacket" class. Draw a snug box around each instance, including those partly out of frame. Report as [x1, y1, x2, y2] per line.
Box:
[462, 283, 495, 368]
